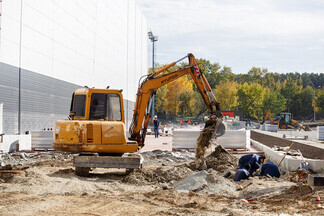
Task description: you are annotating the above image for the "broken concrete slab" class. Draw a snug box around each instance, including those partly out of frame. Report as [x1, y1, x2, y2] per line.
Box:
[173, 170, 210, 193]
[308, 174, 324, 187]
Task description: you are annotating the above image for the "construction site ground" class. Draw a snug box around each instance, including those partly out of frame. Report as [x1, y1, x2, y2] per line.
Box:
[1, 135, 324, 216]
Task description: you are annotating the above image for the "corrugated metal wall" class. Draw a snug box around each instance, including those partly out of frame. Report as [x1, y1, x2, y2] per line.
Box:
[0, 62, 136, 134]
[0, 62, 80, 134]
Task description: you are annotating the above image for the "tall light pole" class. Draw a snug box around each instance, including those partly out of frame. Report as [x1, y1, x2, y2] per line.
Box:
[148, 31, 158, 118]
[314, 87, 316, 122]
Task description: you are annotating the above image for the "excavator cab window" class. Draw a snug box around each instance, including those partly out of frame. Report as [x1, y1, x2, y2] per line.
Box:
[280, 113, 291, 123]
[72, 94, 86, 117]
[285, 114, 291, 123]
[90, 93, 122, 121]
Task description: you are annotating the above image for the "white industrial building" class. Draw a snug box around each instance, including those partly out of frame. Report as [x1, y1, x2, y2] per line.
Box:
[0, 0, 148, 134]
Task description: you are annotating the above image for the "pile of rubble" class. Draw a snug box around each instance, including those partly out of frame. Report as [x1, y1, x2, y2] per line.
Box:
[0, 152, 73, 169]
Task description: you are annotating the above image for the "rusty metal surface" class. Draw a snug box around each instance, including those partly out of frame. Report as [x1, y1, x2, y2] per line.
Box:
[0, 170, 25, 174]
[73, 155, 142, 169]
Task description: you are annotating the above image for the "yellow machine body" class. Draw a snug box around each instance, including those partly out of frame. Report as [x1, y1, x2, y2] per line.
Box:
[53, 88, 138, 154]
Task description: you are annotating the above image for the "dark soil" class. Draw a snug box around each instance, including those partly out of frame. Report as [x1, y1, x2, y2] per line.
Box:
[251, 131, 324, 160]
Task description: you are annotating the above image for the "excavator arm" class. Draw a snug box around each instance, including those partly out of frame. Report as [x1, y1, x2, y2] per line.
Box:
[262, 110, 275, 124]
[129, 53, 223, 147]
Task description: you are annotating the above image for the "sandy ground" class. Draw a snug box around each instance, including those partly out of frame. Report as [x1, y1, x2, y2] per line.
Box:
[0, 137, 324, 215]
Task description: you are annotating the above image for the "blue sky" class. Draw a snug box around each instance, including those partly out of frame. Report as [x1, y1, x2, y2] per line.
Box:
[135, 0, 324, 74]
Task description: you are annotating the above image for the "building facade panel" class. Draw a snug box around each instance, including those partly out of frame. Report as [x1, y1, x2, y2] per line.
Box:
[0, 0, 148, 134]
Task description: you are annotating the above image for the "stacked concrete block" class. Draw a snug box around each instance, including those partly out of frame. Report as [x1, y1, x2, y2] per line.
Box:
[0, 134, 31, 153]
[30, 131, 54, 150]
[318, 126, 324, 140]
[172, 129, 250, 150]
[172, 129, 200, 150]
[214, 130, 250, 149]
[264, 124, 278, 132]
[224, 121, 246, 130]
[261, 124, 266, 131]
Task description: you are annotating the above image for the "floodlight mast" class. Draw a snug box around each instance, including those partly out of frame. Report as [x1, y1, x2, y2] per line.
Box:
[148, 31, 158, 118]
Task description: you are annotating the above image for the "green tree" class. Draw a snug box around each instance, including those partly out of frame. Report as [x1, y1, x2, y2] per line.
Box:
[237, 83, 265, 119]
[296, 86, 315, 118]
[280, 77, 303, 114]
[155, 85, 167, 115]
[315, 87, 324, 114]
[219, 66, 235, 82]
[263, 89, 287, 116]
[247, 67, 268, 85]
[214, 81, 238, 110]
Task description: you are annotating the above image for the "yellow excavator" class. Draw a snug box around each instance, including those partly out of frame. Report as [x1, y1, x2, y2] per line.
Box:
[263, 110, 310, 131]
[53, 53, 225, 176]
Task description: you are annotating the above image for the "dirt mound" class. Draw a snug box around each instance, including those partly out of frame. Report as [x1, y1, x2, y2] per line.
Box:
[124, 166, 193, 184]
[204, 145, 237, 172]
[266, 183, 313, 201]
[50, 168, 75, 176]
[189, 145, 237, 173]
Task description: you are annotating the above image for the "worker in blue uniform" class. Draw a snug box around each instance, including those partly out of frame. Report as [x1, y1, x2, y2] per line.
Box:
[233, 164, 250, 182]
[257, 162, 280, 178]
[238, 154, 265, 175]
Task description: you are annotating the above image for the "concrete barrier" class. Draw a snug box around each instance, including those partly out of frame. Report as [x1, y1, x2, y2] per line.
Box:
[318, 126, 324, 140]
[264, 124, 278, 132]
[251, 139, 324, 173]
[172, 129, 200, 150]
[30, 131, 54, 149]
[224, 121, 246, 130]
[0, 134, 31, 153]
[172, 129, 250, 150]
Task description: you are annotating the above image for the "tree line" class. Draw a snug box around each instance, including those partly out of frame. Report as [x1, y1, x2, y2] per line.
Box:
[152, 59, 324, 121]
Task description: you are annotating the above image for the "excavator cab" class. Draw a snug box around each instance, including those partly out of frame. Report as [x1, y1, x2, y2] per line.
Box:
[278, 113, 291, 129]
[279, 113, 291, 124]
[53, 87, 139, 154]
[69, 88, 123, 122]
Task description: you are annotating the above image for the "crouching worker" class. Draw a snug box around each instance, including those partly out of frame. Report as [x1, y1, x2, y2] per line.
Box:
[233, 164, 250, 182]
[257, 162, 280, 178]
[238, 154, 265, 175]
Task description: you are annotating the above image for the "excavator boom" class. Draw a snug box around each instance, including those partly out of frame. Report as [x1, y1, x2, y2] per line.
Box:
[129, 53, 223, 147]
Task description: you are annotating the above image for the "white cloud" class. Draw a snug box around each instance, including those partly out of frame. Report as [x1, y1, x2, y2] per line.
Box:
[136, 0, 324, 73]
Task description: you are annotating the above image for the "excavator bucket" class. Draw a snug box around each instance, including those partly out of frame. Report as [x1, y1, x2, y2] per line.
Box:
[303, 125, 312, 131]
[215, 120, 226, 137]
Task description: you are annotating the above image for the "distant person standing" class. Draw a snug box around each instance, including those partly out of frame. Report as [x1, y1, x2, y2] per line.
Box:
[153, 115, 159, 138]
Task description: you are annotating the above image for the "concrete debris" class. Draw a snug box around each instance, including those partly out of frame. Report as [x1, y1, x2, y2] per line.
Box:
[173, 170, 210, 193]
[140, 150, 195, 164]
[0, 152, 73, 169]
[173, 170, 239, 196]
[123, 165, 193, 185]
